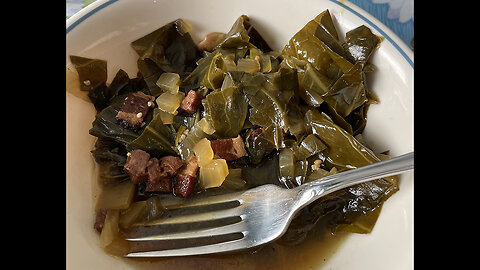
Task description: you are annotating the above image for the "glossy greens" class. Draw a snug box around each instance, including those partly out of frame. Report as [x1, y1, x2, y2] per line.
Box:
[72, 10, 399, 256]
[202, 86, 248, 138]
[132, 19, 201, 96]
[70, 55, 107, 92]
[127, 113, 177, 157]
[89, 93, 145, 147]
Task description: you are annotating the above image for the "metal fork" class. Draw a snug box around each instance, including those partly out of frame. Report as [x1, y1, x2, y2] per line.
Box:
[125, 151, 413, 258]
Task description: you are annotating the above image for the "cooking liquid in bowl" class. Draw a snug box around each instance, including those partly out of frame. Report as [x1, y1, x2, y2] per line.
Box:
[125, 217, 348, 270]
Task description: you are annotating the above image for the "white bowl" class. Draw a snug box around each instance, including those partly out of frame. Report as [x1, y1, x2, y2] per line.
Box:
[66, 0, 413, 269]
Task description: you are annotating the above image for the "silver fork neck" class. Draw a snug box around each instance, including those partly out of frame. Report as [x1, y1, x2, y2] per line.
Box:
[292, 152, 414, 210]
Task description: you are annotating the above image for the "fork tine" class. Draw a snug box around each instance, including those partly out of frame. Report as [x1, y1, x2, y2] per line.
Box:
[125, 237, 248, 258]
[127, 221, 246, 241]
[143, 208, 243, 226]
[165, 192, 242, 210]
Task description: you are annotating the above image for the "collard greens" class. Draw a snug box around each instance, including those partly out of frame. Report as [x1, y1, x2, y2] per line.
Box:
[73, 9, 398, 249]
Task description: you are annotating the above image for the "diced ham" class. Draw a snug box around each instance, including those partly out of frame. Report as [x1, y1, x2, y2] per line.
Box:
[210, 135, 247, 161]
[180, 90, 203, 114]
[145, 158, 172, 192]
[158, 156, 184, 177]
[123, 148, 199, 197]
[174, 156, 199, 197]
[145, 179, 172, 193]
[145, 156, 184, 193]
[94, 209, 108, 232]
[146, 158, 164, 184]
[124, 149, 185, 193]
[116, 91, 153, 130]
[174, 175, 198, 198]
[123, 149, 150, 184]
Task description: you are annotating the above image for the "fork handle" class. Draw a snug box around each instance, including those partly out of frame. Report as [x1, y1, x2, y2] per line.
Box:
[294, 152, 414, 208]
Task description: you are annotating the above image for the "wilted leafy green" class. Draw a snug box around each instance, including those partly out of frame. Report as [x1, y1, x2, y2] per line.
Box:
[217, 15, 272, 53]
[202, 86, 248, 138]
[282, 10, 353, 82]
[245, 126, 279, 164]
[297, 62, 333, 107]
[343, 25, 381, 63]
[322, 62, 368, 117]
[89, 69, 146, 110]
[127, 113, 177, 157]
[89, 94, 143, 147]
[176, 118, 215, 160]
[201, 51, 227, 90]
[70, 55, 107, 92]
[295, 133, 327, 160]
[131, 19, 201, 96]
[305, 109, 378, 169]
[241, 67, 298, 136]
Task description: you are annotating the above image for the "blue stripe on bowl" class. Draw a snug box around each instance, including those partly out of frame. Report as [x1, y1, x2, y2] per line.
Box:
[66, 0, 119, 34]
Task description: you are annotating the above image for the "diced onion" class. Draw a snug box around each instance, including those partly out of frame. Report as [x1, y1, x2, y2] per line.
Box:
[156, 91, 185, 114]
[158, 109, 175, 124]
[156, 72, 180, 93]
[199, 159, 229, 189]
[197, 117, 215, 135]
[193, 138, 214, 166]
[119, 201, 146, 229]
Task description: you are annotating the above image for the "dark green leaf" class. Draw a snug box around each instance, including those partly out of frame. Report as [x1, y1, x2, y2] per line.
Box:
[131, 19, 201, 94]
[242, 67, 296, 133]
[343, 25, 381, 63]
[69, 55, 107, 92]
[202, 86, 248, 138]
[217, 15, 271, 52]
[295, 134, 327, 160]
[89, 94, 142, 147]
[127, 113, 177, 157]
[322, 63, 368, 117]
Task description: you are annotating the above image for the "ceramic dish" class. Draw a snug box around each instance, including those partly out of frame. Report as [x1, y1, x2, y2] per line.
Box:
[66, 0, 413, 269]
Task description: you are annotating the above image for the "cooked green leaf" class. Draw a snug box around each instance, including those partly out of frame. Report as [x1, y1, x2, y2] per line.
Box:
[88, 69, 145, 110]
[201, 51, 227, 90]
[297, 63, 333, 107]
[282, 10, 354, 82]
[131, 19, 201, 95]
[70, 55, 107, 92]
[242, 67, 296, 133]
[89, 94, 142, 147]
[127, 113, 177, 157]
[305, 109, 378, 169]
[343, 25, 381, 63]
[322, 62, 368, 117]
[217, 15, 272, 52]
[279, 148, 296, 188]
[202, 86, 248, 138]
[295, 134, 327, 160]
